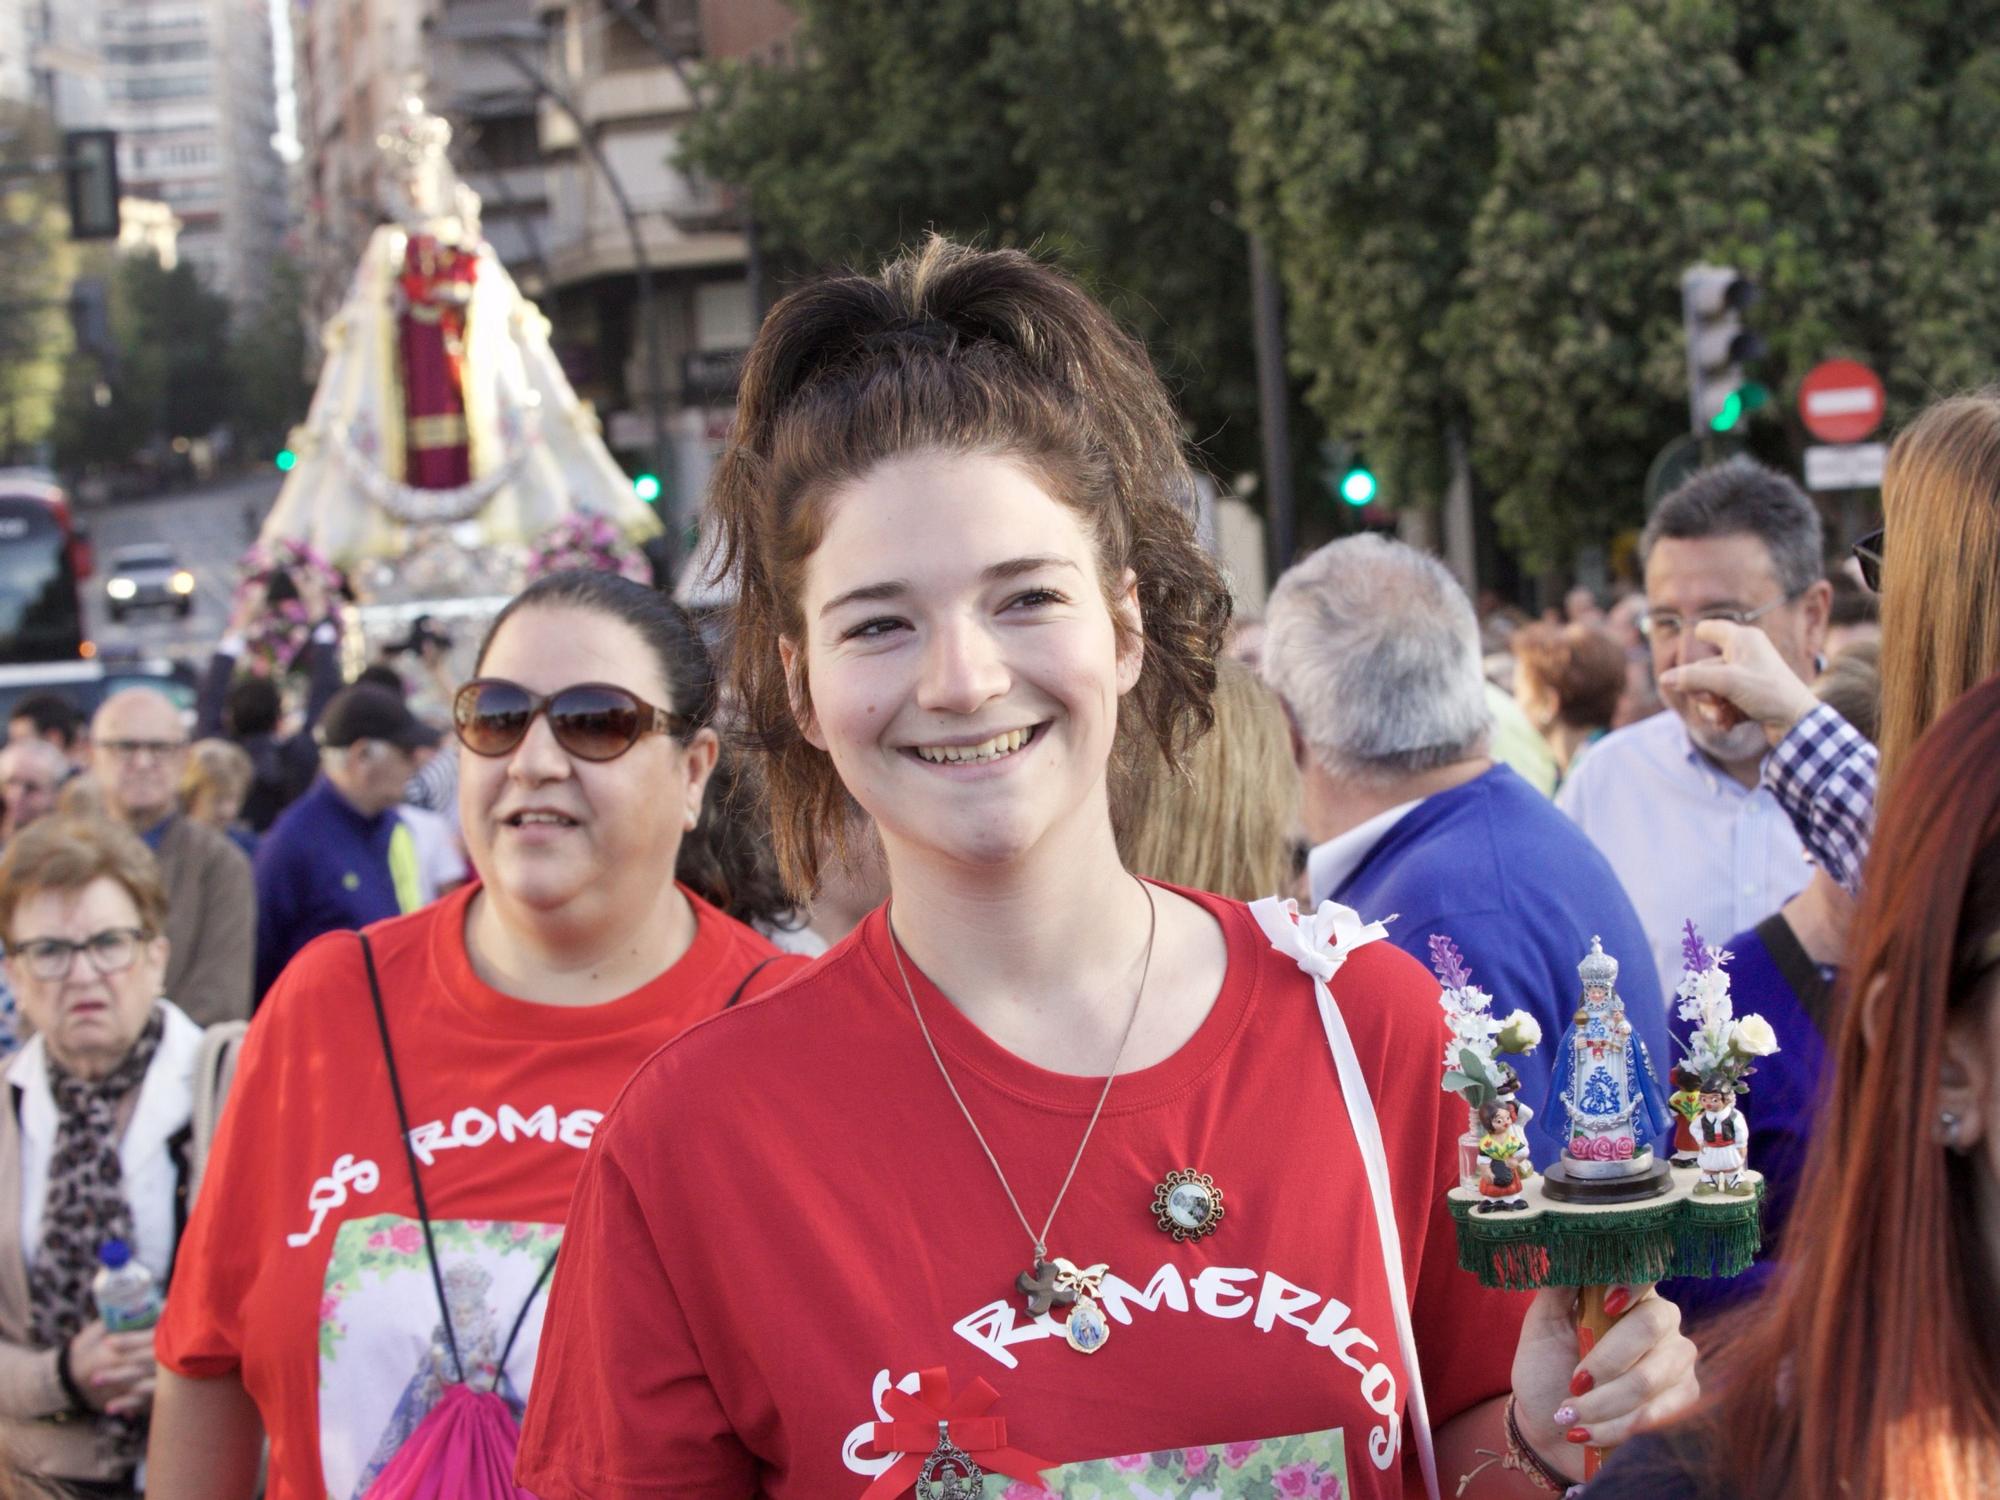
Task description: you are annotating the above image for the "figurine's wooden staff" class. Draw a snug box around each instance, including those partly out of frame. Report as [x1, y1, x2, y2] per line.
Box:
[1447, 1168, 1762, 1478]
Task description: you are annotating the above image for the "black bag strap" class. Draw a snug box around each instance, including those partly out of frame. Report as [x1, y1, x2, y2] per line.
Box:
[359, 932, 466, 1385]
[492, 1249, 560, 1396]
[724, 954, 783, 1010]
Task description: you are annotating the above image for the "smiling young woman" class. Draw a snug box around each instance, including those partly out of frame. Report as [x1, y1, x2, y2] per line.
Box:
[515, 240, 1698, 1500]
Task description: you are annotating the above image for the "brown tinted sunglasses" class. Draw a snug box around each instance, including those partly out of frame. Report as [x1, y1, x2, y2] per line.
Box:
[452, 678, 690, 762]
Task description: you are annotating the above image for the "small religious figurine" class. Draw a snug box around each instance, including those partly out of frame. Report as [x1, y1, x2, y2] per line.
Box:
[1475, 1087, 1534, 1213]
[1548, 938, 1668, 1181]
[1673, 922, 1778, 1196]
[1432, 934, 1542, 1195]
[1667, 1065, 1704, 1168]
[1693, 1082, 1752, 1195]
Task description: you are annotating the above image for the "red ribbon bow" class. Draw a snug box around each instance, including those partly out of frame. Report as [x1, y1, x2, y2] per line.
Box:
[859, 1368, 1054, 1499]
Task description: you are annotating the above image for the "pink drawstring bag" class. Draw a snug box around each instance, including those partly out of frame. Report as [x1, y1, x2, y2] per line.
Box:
[363, 1384, 537, 1500]
[357, 933, 555, 1500]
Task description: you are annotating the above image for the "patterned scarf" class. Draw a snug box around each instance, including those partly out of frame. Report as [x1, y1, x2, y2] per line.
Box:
[28, 1007, 164, 1349]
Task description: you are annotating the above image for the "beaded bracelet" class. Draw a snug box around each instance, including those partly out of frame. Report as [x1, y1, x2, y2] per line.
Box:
[1503, 1397, 1581, 1496]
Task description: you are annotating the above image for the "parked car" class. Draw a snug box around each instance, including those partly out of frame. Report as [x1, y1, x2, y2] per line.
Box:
[104, 544, 195, 621]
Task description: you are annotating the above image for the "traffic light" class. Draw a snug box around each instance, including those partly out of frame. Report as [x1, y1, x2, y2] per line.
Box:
[632, 472, 662, 504]
[274, 448, 298, 472]
[62, 130, 120, 241]
[1338, 458, 1378, 507]
[1680, 265, 1766, 435]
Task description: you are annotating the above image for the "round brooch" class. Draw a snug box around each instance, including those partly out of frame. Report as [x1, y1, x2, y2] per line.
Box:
[1151, 1168, 1224, 1241]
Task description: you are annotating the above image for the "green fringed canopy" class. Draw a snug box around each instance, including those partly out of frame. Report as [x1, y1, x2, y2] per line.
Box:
[1449, 1171, 1764, 1291]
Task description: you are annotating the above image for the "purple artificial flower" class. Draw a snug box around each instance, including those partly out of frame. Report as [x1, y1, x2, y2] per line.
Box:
[1428, 933, 1471, 991]
[1680, 919, 1712, 974]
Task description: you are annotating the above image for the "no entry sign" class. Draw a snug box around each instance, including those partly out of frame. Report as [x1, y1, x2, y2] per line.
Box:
[1798, 359, 1885, 444]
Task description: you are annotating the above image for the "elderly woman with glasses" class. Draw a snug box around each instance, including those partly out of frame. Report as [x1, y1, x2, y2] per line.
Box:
[146, 571, 806, 1500]
[0, 814, 218, 1497]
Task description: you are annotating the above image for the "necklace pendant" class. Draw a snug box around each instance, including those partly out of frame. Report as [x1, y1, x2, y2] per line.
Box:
[1064, 1292, 1110, 1354]
[916, 1421, 985, 1500]
[1015, 1257, 1075, 1318]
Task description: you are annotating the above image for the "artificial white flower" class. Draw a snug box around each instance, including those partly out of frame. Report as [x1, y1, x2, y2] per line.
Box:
[1732, 1014, 1779, 1057]
[1496, 1010, 1542, 1053]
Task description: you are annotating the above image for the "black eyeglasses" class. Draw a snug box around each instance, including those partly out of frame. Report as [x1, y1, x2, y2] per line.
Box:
[7, 927, 152, 982]
[453, 679, 690, 762]
[1851, 527, 1884, 593]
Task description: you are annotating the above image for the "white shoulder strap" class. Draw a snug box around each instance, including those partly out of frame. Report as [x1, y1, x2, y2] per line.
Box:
[1249, 897, 1438, 1500]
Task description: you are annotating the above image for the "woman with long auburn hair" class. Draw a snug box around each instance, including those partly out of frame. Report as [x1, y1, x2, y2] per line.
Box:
[1658, 389, 2000, 891]
[1587, 671, 2000, 1499]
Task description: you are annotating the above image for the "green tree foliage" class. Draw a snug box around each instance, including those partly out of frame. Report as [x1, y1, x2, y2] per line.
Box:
[679, 0, 1266, 474]
[0, 103, 78, 457]
[1140, 1, 2000, 567]
[55, 252, 235, 471]
[227, 252, 313, 456]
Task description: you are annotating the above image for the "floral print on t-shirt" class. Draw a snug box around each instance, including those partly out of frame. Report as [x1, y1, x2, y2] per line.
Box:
[976, 1428, 1347, 1498]
[318, 1213, 562, 1499]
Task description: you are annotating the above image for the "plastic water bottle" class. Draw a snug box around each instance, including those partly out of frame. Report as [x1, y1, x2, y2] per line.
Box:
[91, 1239, 162, 1333]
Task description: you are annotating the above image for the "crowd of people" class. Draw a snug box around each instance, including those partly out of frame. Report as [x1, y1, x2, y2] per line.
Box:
[0, 236, 1989, 1499]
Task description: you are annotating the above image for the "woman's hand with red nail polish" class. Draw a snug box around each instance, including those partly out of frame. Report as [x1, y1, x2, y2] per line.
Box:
[1509, 1284, 1701, 1480]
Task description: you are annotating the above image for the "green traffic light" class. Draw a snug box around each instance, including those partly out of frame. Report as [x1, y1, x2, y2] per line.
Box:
[633, 473, 662, 504]
[1339, 466, 1378, 506]
[275, 448, 297, 472]
[1709, 391, 1745, 432]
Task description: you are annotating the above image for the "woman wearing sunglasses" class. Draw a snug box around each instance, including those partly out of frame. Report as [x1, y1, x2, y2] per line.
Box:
[146, 571, 805, 1500]
[516, 239, 1697, 1500]
[1658, 391, 2000, 894]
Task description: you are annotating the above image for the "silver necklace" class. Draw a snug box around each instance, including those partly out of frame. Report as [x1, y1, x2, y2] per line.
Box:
[887, 878, 1157, 1355]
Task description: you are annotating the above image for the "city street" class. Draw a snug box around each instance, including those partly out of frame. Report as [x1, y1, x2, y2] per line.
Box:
[80, 471, 279, 662]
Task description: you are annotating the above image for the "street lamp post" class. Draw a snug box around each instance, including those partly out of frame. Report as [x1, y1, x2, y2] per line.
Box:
[435, 17, 671, 531]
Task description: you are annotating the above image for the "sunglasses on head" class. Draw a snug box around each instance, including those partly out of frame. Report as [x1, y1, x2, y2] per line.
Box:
[452, 679, 691, 762]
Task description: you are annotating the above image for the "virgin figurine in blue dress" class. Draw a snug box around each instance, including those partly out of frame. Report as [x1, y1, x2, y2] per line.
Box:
[1544, 938, 1671, 1198]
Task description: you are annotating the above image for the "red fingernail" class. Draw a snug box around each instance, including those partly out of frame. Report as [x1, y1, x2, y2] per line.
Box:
[1578, 1326, 1597, 1356]
[1570, 1368, 1595, 1396]
[1567, 1427, 1591, 1445]
[1604, 1287, 1632, 1317]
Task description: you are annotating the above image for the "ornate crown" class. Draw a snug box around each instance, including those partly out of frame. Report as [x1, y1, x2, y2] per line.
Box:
[1577, 936, 1619, 990]
[377, 96, 452, 172]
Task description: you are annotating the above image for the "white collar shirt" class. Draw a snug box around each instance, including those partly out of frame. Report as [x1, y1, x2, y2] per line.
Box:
[1306, 796, 1427, 907]
[1557, 710, 1812, 998]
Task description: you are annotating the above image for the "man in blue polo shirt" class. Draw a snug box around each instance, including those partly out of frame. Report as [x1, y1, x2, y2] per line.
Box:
[253, 684, 441, 1000]
[1263, 535, 1668, 1167]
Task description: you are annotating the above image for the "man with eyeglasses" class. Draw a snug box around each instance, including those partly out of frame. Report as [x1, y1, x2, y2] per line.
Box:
[89, 688, 254, 1025]
[0, 737, 66, 843]
[252, 684, 442, 1001]
[1557, 457, 1831, 998]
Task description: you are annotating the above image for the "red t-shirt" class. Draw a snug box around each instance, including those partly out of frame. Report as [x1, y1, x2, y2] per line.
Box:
[157, 881, 800, 1500]
[516, 887, 1526, 1500]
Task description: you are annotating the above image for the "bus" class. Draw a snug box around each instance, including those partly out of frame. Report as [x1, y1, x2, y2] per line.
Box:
[0, 471, 91, 665]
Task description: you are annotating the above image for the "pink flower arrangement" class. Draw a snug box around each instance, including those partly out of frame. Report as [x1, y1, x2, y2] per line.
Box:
[388, 1222, 423, 1256]
[232, 537, 345, 678]
[525, 511, 650, 584]
[1224, 1441, 1262, 1469]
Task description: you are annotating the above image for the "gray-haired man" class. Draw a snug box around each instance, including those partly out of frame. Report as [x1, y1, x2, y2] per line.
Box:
[1557, 457, 1830, 995]
[1263, 534, 1666, 1167]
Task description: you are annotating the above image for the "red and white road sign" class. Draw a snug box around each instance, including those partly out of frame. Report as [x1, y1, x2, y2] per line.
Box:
[1798, 359, 1885, 444]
